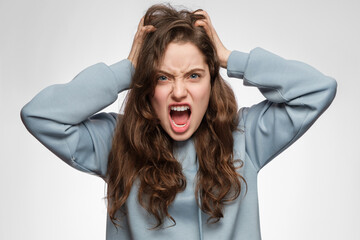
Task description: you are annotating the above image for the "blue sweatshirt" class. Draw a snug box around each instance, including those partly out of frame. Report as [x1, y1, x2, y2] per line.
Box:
[21, 48, 337, 239]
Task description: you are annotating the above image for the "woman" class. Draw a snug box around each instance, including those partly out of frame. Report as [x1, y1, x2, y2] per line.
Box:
[21, 4, 337, 240]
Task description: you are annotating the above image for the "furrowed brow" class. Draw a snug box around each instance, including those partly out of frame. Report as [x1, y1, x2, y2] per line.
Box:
[157, 68, 206, 77]
[185, 68, 206, 75]
[157, 70, 175, 78]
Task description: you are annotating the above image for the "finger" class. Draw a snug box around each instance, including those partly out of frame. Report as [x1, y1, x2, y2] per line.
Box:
[137, 25, 156, 39]
[193, 10, 211, 21]
[143, 25, 156, 33]
[193, 10, 206, 15]
[137, 17, 145, 30]
[133, 25, 156, 46]
[194, 19, 205, 27]
[194, 20, 212, 37]
[194, 20, 209, 33]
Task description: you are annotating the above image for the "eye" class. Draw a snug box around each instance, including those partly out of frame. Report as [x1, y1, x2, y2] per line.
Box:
[158, 75, 168, 81]
[189, 73, 199, 79]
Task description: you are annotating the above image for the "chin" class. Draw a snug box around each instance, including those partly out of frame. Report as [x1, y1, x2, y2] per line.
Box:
[168, 130, 193, 142]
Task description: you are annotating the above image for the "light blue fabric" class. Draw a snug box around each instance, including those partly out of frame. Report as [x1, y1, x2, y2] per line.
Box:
[21, 47, 337, 239]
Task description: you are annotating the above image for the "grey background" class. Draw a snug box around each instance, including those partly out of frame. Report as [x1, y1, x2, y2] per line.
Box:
[1, 0, 359, 239]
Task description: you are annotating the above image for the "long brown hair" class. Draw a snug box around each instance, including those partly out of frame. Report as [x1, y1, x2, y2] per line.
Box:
[107, 4, 246, 229]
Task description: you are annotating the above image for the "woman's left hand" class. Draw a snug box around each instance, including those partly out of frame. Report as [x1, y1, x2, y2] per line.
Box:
[194, 10, 231, 68]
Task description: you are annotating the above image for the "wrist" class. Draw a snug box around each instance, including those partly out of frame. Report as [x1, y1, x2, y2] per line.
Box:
[127, 51, 137, 68]
[219, 49, 231, 68]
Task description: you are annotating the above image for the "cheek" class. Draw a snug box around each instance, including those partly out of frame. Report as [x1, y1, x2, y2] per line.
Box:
[151, 87, 168, 117]
[195, 82, 211, 107]
[201, 87, 211, 112]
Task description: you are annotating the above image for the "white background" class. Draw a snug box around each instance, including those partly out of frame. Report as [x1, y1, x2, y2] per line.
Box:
[1, 0, 359, 239]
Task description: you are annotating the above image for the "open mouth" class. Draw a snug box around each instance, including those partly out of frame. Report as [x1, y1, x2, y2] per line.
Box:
[169, 104, 191, 133]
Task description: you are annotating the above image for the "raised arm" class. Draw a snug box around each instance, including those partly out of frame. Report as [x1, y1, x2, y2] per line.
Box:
[227, 48, 337, 171]
[21, 60, 133, 178]
[194, 11, 337, 171]
[21, 17, 155, 178]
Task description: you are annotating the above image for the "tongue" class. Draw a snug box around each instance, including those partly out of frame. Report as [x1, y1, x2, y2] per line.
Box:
[171, 111, 189, 125]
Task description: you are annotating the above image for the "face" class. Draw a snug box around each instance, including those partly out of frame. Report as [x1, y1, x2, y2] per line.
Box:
[150, 42, 211, 141]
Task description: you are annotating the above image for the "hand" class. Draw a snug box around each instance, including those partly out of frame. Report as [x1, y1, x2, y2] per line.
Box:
[193, 10, 231, 68]
[127, 17, 156, 68]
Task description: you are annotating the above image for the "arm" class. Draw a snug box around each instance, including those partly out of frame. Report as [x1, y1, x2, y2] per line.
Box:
[195, 11, 337, 171]
[20, 60, 134, 178]
[21, 17, 155, 179]
[227, 48, 337, 171]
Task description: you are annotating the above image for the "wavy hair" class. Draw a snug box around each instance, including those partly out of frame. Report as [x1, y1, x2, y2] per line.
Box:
[107, 4, 246, 229]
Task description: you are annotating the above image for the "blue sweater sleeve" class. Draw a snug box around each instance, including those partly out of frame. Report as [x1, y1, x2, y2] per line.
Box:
[227, 48, 337, 171]
[21, 59, 134, 178]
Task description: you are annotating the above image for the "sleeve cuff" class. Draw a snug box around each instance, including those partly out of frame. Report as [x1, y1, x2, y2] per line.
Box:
[109, 59, 134, 93]
[226, 50, 249, 79]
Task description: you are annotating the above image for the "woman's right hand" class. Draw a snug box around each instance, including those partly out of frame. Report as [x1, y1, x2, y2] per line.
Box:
[127, 17, 156, 68]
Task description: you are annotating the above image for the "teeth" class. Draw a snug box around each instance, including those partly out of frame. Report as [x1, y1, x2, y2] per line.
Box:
[170, 106, 190, 111]
[172, 120, 186, 127]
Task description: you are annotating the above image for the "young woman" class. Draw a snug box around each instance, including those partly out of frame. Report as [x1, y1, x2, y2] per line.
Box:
[21, 4, 337, 240]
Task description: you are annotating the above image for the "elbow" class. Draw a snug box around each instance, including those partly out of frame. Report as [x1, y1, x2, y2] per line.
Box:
[20, 104, 30, 127]
[20, 103, 35, 133]
[324, 76, 338, 103]
[313, 76, 337, 113]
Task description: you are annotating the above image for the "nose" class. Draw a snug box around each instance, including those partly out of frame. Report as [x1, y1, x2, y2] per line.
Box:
[171, 80, 187, 101]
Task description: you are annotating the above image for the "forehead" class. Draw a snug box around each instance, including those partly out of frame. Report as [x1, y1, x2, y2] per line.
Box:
[159, 42, 208, 73]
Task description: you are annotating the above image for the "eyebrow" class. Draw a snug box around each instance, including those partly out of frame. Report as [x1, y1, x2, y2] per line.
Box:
[157, 68, 206, 78]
